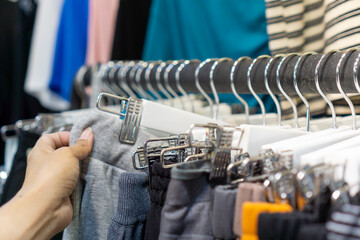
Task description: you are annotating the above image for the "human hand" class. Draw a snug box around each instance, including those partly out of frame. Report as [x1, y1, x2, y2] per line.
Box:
[0, 128, 94, 240]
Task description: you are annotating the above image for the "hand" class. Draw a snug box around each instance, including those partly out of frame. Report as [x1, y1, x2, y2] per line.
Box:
[0, 128, 94, 240]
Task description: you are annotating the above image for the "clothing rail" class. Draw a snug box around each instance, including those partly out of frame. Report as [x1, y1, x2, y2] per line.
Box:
[108, 50, 360, 95]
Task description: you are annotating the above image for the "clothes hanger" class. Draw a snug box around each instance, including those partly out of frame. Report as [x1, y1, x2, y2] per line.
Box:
[195, 58, 218, 118]
[145, 61, 163, 101]
[127, 61, 144, 99]
[209, 57, 233, 120]
[108, 61, 129, 98]
[236, 55, 306, 156]
[164, 60, 183, 108]
[155, 61, 173, 103]
[96, 91, 223, 144]
[262, 51, 359, 167]
[265, 54, 285, 126]
[276, 53, 300, 128]
[135, 61, 154, 100]
[300, 48, 360, 167]
[118, 61, 138, 98]
[102, 61, 128, 98]
[175, 59, 203, 112]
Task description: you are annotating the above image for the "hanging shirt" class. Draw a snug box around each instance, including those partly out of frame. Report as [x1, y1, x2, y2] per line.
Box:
[142, 0, 275, 113]
[48, 0, 88, 103]
[24, 0, 68, 111]
[265, 0, 360, 54]
[85, 0, 120, 65]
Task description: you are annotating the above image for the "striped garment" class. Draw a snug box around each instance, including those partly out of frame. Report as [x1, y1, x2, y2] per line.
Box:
[265, 0, 360, 55]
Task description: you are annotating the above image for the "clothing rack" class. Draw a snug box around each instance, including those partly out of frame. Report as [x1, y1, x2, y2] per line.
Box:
[107, 50, 360, 96]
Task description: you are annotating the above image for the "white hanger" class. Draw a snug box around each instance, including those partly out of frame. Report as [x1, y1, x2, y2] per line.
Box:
[262, 50, 359, 167]
[236, 55, 307, 156]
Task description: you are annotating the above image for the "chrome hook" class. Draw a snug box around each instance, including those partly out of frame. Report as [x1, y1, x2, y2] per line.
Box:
[336, 48, 359, 130]
[145, 61, 163, 100]
[195, 58, 218, 118]
[276, 53, 300, 128]
[247, 55, 271, 125]
[164, 60, 183, 107]
[210, 57, 232, 120]
[315, 50, 339, 129]
[119, 61, 137, 98]
[176, 59, 201, 112]
[135, 62, 154, 100]
[264, 54, 285, 126]
[293, 52, 317, 132]
[230, 57, 251, 124]
[156, 61, 173, 100]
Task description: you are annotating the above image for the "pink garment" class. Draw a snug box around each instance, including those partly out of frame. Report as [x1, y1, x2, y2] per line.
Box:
[86, 0, 119, 65]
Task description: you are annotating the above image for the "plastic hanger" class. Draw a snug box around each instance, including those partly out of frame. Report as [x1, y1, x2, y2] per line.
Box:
[145, 61, 163, 101]
[262, 51, 358, 167]
[118, 61, 137, 98]
[300, 48, 360, 167]
[236, 54, 306, 156]
[96, 92, 224, 144]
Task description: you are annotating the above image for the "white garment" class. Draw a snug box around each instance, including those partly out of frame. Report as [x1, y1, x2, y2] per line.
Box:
[24, 0, 70, 111]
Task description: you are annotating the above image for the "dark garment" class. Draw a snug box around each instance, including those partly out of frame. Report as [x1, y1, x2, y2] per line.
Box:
[159, 160, 213, 240]
[0, 130, 39, 205]
[107, 172, 150, 240]
[212, 185, 237, 240]
[144, 159, 173, 240]
[297, 224, 327, 240]
[258, 212, 315, 240]
[111, 0, 152, 60]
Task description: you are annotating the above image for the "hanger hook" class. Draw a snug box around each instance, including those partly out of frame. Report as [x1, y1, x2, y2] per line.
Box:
[265, 54, 285, 126]
[164, 60, 183, 107]
[247, 55, 271, 125]
[128, 61, 144, 98]
[293, 52, 317, 132]
[315, 50, 339, 129]
[145, 61, 163, 100]
[230, 57, 251, 124]
[103, 61, 127, 97]
[135, 62, 154, 100]
[276, 53, 300, 128]
[336, 48, 359, 130]
[109, 61, 128, 97]
[119, 61, 137, 98]
[156, 61, 173, 101]
[353, 50, 360, 96]
[176, 60, 200, 112]
[195, 58, 218, 118]
[210, 57, 232, 120]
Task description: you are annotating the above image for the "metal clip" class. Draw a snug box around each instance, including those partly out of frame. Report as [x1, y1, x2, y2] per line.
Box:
[96, 92, 143, 144]
[210, 126, 244, 180]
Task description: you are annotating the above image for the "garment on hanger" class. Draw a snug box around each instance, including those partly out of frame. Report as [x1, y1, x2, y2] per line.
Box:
[63, 111, 155, 240]
[265, 0, 360, 54]
[159, 160, 213, 240]
[111, 0, 152, 60]
[107, 172, 150, 240]
[0, 130, 39, 206]
[86, 0, 119, 65]
[24, 0, 69, 111]
[48, 0, 88, 103]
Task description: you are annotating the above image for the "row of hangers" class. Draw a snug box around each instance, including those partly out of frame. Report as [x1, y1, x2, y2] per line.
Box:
[91, 48, 360, 208]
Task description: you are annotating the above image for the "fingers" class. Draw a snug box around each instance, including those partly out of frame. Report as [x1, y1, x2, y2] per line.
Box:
[68, 128, 94, 160]
[35, 132, 71, 152]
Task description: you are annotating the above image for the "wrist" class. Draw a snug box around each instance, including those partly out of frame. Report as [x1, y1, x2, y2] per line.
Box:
[0, 187, 60, 240]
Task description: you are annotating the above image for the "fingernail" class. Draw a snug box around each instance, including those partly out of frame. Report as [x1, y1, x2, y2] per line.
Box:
[80, 127, 92, 140]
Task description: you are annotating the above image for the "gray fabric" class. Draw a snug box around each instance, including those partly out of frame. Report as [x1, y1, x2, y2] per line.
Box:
[107, 172, 150, 240]
[212, 185, 237, 240]
[159, 160, 213, 240]
[63, 111, 154, 240]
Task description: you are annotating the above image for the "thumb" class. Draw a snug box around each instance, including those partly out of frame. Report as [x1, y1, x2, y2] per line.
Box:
[68, 128, 94, 160]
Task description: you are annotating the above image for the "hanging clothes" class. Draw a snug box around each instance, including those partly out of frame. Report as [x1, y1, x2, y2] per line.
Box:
[48, 0, 88, 104]
[265, 0, 360, 54]
[24, 0, 69, 111]
[111, 0, 152, 60]
[85, 0, 120, 65]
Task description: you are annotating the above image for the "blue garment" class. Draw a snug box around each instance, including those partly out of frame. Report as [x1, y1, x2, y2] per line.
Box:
[49, 0, 88, 102]
[142, 0, 275, 112]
